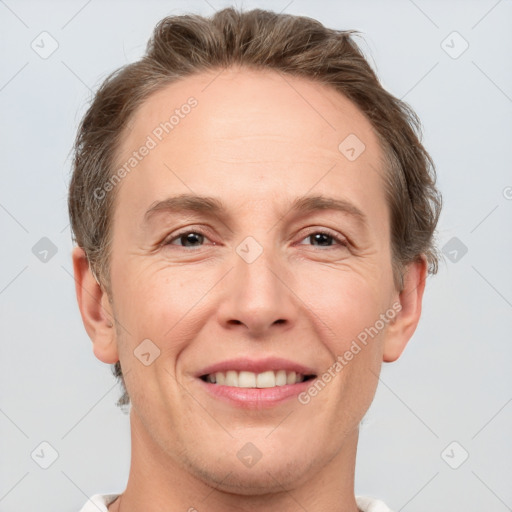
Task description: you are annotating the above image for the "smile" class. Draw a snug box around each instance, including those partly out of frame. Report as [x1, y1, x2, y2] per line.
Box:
[200, 370, 316, 388]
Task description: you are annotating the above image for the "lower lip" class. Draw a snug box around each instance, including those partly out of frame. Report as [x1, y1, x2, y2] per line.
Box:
[197, 378, 314, 409]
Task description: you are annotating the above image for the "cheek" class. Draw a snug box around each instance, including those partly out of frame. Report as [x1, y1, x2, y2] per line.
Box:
[294, 263, 388, 404]
[112, 268, 199, 422]
[115, 265, 215, 380]
[108, 265, 189, 386]
[114, 263, 197, 332]
[295, 262, 390, 342]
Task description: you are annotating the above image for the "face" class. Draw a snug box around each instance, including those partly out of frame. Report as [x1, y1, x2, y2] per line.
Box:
[78, 66, 423, 493]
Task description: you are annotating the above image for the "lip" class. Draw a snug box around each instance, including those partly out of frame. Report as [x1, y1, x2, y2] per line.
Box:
[197, 377, 315, 409]
[194, 357, 317, 409]
[195, 357, 316, 378]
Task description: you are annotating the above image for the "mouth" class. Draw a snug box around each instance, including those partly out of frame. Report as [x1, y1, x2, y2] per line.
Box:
[195, 358, 318, 408]
[199, 370, 317, 388]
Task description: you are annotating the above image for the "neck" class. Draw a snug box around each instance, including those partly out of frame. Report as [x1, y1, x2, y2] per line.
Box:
[111, 408, 360, 512]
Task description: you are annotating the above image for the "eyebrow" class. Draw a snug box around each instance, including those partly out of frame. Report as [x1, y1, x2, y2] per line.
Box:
[142, 193, 368, 229]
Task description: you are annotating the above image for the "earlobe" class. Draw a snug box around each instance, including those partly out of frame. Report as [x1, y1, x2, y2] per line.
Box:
[71, 246, 119, 364]
[383, 256, 428, 362]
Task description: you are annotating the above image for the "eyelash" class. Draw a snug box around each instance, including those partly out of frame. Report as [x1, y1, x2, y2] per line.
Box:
[163, 228, 348, 250]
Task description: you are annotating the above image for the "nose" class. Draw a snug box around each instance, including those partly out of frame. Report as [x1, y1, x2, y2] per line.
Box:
[216, 240, 298, 337]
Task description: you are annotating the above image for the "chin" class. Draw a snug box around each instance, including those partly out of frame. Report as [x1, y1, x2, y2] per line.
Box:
[180, 436, 319, 495]
[193, 457, 314, 495]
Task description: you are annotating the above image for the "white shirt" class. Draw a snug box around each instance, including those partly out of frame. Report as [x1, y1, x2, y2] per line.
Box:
[79, 494, 393, 511]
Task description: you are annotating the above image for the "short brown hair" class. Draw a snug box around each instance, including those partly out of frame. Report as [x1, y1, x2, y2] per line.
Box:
[68, 7, 442, 407]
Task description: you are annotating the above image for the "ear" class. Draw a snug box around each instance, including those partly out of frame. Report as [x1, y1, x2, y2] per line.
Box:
[383, 256, 428, 362]
[72, 246, 119, 364]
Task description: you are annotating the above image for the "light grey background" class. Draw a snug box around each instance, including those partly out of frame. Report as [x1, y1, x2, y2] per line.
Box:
[1, 0, 511, 511]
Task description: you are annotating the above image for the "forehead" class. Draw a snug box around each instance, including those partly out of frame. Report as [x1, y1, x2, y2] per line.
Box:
[119, 66, 382, 159]
[112, 66, 388, 227]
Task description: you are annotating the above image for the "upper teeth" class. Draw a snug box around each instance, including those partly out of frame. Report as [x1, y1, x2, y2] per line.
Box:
[205, 370, 306, 388]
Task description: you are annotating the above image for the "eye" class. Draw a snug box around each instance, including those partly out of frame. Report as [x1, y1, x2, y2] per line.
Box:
[163, 228, 348, 250]
[298, 229, 348, 248]
[164, 230, 212, 248]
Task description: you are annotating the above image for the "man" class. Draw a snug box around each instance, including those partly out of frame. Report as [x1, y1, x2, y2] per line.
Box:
[69, 7, 441, 512]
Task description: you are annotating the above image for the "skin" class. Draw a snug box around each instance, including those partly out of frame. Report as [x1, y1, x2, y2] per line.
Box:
[73, 66, 426, 512]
